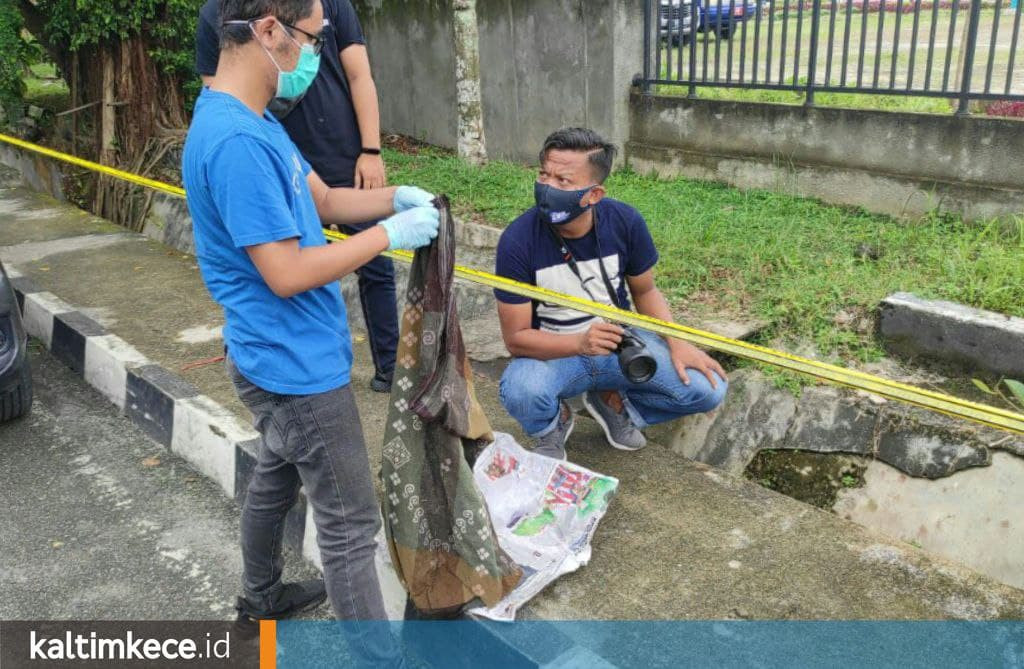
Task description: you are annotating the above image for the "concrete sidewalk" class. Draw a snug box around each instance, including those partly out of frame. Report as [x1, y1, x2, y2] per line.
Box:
[3, 178, 1024, 621]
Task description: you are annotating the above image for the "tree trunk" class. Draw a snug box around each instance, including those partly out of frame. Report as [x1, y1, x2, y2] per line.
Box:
[16, 3, 191, 228]
[94, 38, 188, 229]
[100, 52, 116, 162]
[452, 0, 487, 165]
[94, 51, 116, 219]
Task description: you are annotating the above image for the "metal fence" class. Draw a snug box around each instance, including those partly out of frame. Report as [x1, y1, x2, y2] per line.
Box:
[640, 0, 1024, 113]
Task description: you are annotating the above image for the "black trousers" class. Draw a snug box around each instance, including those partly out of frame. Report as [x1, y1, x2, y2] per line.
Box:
[337, 220, 399, 381]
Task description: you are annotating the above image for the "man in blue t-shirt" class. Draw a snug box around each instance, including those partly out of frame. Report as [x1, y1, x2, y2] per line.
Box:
[196, 0, 401, 395]
[495, 128, 728, 460]
[183, 1, 436, 661]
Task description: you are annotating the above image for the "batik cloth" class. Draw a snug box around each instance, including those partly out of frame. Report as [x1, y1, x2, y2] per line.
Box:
[381, 196, 522, 615]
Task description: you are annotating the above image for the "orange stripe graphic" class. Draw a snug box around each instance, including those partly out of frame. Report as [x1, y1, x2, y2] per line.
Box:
[259, 620, 277, 669]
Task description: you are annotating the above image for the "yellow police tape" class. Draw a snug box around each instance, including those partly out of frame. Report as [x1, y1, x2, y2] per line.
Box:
[4, 131, 1024, 434]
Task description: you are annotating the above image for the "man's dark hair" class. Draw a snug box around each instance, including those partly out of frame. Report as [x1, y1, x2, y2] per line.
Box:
[539, 128, 618, 184]
[219, 0, 316, 47]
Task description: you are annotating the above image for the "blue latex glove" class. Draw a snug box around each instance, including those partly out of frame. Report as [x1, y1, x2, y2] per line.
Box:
[380, 206, 440, 251]
[393, 185, 435, 212]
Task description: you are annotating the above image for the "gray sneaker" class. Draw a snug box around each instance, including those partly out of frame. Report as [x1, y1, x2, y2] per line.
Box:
[532, 401, 574, 460]
[582, 391, 647, 451]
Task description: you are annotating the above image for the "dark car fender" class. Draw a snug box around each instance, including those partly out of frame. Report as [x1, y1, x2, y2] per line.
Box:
[0, 261, 29, 394]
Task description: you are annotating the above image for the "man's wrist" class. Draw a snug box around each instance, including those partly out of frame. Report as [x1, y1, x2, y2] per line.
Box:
[666, 336, 689, 353]
[574, 331, 587, 356]
[360, 147, 381, 155]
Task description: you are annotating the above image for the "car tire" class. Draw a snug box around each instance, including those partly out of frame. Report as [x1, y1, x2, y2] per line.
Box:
[0, 367, 33, 422]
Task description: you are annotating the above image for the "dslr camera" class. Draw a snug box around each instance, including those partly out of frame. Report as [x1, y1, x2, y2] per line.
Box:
[615, 327, 657, 384]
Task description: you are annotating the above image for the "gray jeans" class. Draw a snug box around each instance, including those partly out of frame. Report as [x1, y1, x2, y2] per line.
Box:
[226, 356, 403, 666]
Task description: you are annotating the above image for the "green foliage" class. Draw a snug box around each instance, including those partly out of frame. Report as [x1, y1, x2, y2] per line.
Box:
[972, 378, 995, 395]
[6, 0, 204, 109]
[148, 0, 207, 105]
[35, 0, 196, 47]
[40, 0, 157, 50]
[0, 3, 33, 108]
[41, 0, 204, 74]
[974, 377, 1024, 412]
[1005, 380, 1024, 407]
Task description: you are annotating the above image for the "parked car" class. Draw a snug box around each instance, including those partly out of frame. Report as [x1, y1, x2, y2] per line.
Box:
[0, 260, 32, 422]
[659, 0, 694, 46]
[697, 0, 761, 39]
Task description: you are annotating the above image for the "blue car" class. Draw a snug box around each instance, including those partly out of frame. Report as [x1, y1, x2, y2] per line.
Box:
[0, 260, 32, 422]
[698, 0, 761, 39]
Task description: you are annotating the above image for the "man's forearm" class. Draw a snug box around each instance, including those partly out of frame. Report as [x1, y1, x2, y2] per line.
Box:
[505, 329, 582, 360]
[252, 226, 390, 298]
[317, 185, 397, 226]
[633, 288, 686, 349]
[350, 76, 382, 150]
[633, 288, 674, 325]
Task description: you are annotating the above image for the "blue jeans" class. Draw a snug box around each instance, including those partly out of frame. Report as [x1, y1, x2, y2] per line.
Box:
[499, 328, 728, 437]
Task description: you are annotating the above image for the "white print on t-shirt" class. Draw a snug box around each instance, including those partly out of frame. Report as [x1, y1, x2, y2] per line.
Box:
[291, 153, 303, 195]
[535, 254, 622, 334]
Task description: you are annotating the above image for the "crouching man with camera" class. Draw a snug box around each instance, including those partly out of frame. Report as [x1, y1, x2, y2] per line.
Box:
[494, 128, 728, 460]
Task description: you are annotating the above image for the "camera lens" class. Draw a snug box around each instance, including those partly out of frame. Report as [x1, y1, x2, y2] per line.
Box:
[616, 329, 657, 384]
[624, 354, 657, 384]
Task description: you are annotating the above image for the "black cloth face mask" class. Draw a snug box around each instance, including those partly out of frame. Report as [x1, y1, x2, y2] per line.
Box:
[534, 181, 596, 225]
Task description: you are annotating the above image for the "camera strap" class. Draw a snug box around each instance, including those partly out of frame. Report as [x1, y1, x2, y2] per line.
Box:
[544, 208, 624, 312]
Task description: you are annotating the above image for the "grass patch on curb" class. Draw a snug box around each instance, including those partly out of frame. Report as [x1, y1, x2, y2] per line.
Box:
[388, 144, 1024, 364]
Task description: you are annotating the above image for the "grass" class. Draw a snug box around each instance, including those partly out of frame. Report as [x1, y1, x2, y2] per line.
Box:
[691, 85, 954, 113]
[385, 144, 1024, 367]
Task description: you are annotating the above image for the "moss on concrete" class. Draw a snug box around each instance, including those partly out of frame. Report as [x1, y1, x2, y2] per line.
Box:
[745, 450, 869, 509]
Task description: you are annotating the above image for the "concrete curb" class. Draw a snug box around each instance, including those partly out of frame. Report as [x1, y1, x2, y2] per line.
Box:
[654, 367, 1024, 480]
[11, 270, 259, 503]
[879, 291, 1024, 379]
[7, 265, 600, 666]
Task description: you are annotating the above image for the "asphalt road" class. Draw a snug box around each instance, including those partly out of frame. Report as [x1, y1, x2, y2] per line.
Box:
[0, 342, 324, 620]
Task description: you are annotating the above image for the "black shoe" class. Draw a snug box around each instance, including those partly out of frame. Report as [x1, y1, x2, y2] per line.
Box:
[370, 373, 393, 393]
[234, 579, 328, 626]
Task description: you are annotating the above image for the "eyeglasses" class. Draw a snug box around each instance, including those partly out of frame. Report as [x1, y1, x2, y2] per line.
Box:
[281, 21, 324, 55]
[223, 17, 324, 56]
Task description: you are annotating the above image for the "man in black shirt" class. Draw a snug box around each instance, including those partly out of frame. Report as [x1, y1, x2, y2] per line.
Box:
[196, 0, 400, 393]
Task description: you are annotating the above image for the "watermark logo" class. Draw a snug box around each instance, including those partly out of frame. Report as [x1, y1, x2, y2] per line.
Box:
[1, 621, 259, 668]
